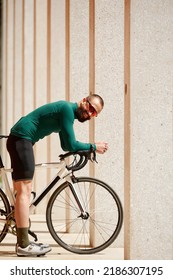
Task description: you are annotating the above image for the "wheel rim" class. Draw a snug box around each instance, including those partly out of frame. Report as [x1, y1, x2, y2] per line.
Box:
[47, 177, 123, 254]
[0, 190, 11, 242]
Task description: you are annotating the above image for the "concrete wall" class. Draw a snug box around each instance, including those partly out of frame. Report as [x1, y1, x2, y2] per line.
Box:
[1, 0, 124, 249]
[126, 0, 173, 260]
[1, 0, 172, 259]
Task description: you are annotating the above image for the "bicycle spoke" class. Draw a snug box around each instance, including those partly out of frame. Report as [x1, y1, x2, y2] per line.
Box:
[70, 220, 89, 249]
[58, 190, 80, 215]
[90, 216, 116, 241]
[55, 217, 79, 234]
[46, 177, 123, 254]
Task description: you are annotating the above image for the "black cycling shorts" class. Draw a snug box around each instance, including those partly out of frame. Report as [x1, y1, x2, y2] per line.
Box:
[6, 134, 35, 181]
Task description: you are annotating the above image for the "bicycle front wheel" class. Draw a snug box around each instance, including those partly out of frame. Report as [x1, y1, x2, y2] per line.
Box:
[46, 177, 123, 254]
[0, 188, 11, 242]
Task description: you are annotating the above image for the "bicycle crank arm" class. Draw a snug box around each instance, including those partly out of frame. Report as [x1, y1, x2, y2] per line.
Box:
[28, 229, 38, 242]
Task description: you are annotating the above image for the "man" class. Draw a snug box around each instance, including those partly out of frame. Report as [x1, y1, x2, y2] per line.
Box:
[7, 94, 108, 256]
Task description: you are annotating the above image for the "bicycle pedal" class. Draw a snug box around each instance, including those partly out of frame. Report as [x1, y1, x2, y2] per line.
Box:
[28, 229, 38, 242]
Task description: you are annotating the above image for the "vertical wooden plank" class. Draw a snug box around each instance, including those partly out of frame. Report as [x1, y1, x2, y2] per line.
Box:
[33, 0, 36, 110]
[65, 0, 70, 101]
[0, 1, 2, 137]
[22, 0, 25, 115]
[89, 0, 95, 177]
[124, 0, 131, 260]
[4, 0, 8, 163]
[13, 0, 15, 122]
[89, 0, 95, 94]
[14, 0, 23, 121]
[5, 0, 14, 167]
[5, 0, 8, 133]
[24, 0, 34, 114]
[65, 0, 70, 230]
[1, 0, 7, 161]
[47, 0, 51, 104]
[6, 0, 14, 133]
[89, 0, 95, 247]
[47, 0, 51, 184]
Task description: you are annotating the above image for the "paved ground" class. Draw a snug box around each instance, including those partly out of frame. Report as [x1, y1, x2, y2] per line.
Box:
[0, 214, 124, 260]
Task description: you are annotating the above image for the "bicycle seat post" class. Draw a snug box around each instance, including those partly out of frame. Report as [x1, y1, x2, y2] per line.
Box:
[0, 135, 8, 168]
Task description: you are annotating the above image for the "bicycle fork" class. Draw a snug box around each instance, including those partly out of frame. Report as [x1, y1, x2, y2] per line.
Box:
[66, 175, 89, 220]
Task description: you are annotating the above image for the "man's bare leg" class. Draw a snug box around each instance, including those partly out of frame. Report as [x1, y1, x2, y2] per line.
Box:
[14, 180, 32, 248]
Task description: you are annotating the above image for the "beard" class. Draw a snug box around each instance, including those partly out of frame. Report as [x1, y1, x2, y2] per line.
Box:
[75, 107, 91, 123]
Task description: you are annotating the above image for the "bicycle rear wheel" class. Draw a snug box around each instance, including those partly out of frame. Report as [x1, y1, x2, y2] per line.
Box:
[46, 177, 123, 254]
[0, 188, 11, 242]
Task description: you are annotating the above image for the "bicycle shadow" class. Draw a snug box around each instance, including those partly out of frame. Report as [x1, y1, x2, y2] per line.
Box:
[0, 243, 16, 258]
[0, 248, 16, 257]
[0, 248, 48, 259]
[0, 251, 15, 256]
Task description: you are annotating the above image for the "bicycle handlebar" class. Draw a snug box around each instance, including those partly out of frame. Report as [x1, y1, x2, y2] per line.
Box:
[59, 149, 98, 172]
[0, 135, 97, 172]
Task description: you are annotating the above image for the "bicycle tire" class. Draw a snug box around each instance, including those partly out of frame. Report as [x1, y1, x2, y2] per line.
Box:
[0, 188, 11, 242]
[46, 177, 123, 254]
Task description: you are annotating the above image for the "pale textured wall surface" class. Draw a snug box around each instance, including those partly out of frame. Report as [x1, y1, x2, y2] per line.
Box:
[1, 0, 124, 250]
[70, 0, 90, 176]
[94, 0, 124, 247]
[1, 0, 173, 259]
[129, 0, 173, 259]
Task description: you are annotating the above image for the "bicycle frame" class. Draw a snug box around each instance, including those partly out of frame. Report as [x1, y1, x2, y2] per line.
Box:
[0, 156, 86, 216]
[30, 160, 70, 212]
[0, 157, 15, 206]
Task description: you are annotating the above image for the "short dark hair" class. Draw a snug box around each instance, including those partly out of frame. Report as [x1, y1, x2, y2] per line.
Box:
[87, 94, 104, 108]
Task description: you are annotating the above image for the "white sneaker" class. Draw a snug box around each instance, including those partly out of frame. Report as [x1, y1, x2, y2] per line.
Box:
[16, 242, 52, 257]
[30, 242, 50, 248]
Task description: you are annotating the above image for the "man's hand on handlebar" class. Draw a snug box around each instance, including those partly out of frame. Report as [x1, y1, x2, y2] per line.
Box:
[95, 142, 108, 154]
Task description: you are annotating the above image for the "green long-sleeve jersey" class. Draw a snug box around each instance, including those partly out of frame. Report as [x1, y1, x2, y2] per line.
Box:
[10, 101, 96, 152]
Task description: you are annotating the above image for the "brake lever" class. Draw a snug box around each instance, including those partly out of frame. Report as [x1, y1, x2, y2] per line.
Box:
[89, 151, 98, 164]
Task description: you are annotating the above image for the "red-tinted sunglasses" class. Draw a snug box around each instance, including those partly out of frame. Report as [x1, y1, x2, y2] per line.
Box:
[86, 100, 98, 117]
